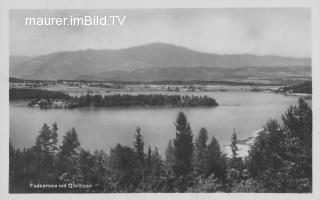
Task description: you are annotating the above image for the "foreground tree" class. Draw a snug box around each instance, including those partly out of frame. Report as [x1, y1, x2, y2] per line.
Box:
[133, 126, 145, 167]
[229, 130, 243, 171]
[230, 129, 238, 159]
[34, 123, 59, 155]
[109, 144, 141, 192]
[32, 123, 59, 182]
[151, 147, 164, 176]
[194, 128, 208, 176]
[59, 128, 80, 158]
[281, 98, 312, 180]
[205, 136, 227, 180]
[247, 98, 312, 192]
[146, 146, 152, 170]
[173, 111, 194, 178]
[247, 120, 283, 179]
[165, 140, 175, 171]
[57, 128, 81, 178]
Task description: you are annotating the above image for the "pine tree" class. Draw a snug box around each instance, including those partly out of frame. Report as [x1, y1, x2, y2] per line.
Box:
[281, 98, 312, 178]
[281, 98, 312, 190]
[151, 147, 163, 177]
[247, 98, 312, 192]
[173, 111, 193, 177]
[229, 129, 243, 171]
[231, 129, 238, 159]
[247, 120, 283, 178]
[146, 146, 152, 170]
[205, 135, 226, 180]
[109, 144, 141, 191]
[133, 126, 145, 166]
[165, 140, 175, 170]
[34, 123, 58, 155]
[50, 122, 59, 154]
[58, 128, 80, 176]
[33, 123, 59, 178]
[60, 128, 80, 158]
[194, 128, 208, 176]
[90, 150, 109, 192]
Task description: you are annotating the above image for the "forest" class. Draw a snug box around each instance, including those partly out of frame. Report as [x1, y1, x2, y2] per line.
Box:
[277, 81, 312, 94]
[9, 88, 70, 101]
[10, 88, 218, 108]
[73, 94, 218, 107]
[9, 98, 312, 193]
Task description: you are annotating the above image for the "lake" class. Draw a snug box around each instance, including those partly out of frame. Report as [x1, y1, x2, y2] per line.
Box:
[10, 91, 305, 155]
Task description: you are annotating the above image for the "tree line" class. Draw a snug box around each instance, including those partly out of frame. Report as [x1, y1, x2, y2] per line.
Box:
[9, 98, 312, 193]
[277, 81, 312, 94]
[9, 77, 270, 86]
[10, 88, 218, 108]
[74, 94, 218, 107]
[9, 88, 70, 101]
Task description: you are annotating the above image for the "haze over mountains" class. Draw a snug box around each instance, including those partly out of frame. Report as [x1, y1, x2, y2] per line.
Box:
[10, 43, 311, 82]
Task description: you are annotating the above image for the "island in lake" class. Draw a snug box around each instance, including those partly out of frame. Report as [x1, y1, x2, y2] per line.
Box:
[10, 88, 218, 109]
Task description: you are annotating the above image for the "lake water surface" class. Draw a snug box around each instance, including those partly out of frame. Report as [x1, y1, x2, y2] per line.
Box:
[10, 91, 304, 155]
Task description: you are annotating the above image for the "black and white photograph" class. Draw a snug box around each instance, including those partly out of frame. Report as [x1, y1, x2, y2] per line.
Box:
[1, 1, 319, 198]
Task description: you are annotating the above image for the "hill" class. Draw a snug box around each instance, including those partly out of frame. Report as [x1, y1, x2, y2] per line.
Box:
[10, 43, 311, 81]
[76, 66, 311, 83]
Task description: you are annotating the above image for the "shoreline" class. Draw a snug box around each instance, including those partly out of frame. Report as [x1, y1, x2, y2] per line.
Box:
[222, 129, 264, 159]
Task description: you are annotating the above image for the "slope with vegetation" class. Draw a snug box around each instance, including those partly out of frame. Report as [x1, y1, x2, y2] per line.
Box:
[10, 43, 311, 81]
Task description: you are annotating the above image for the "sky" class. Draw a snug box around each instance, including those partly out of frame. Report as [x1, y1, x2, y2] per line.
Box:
[10, 8, 311, 57]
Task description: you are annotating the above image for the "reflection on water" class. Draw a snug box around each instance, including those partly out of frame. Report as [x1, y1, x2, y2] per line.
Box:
[10, 91, 306, 155]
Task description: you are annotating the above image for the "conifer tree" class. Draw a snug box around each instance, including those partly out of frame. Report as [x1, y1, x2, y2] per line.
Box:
[231, 129, 238, 159]
[34, 123, 58, 155]
[173, 111, 193, 177]
[229, 129, 244, 171]
[109, 144, 141, 190]
[247, 98, 312, 192]
[58, 128, 80, 176]
[151, 147, 163, 177]
[60, 128, 80, 158]
[165, 140, 175, 170]
[146, 145, 152, 170]
[134, 126, 145, 166]
[281, 98, 312, 178]
[194, 128, 208, 176]
[33, 123, 59, 177]
[205, 135, 226, 180]
[50, 122, 59, 154]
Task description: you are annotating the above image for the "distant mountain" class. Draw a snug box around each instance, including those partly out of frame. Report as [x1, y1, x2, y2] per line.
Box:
[10, 43, 311, 81]
[76, 66, 311, 82]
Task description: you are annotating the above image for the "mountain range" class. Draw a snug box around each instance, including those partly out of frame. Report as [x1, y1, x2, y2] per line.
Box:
[10, 43, 311, 82]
